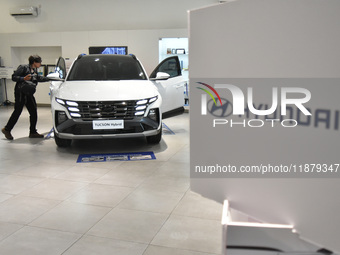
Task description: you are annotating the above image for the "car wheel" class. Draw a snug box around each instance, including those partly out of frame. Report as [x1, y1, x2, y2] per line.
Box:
[54, 131, 72, 147]
[146, 129, 162, 144]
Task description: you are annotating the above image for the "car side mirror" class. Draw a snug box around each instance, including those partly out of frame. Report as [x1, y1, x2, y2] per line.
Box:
[47, 72, 64, 81]
[150, 72, 170, 81]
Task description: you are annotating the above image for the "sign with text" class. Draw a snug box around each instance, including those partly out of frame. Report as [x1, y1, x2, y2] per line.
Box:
[93, 120, 124, 130]
[77, 151, 156, 163]
[190, 78, 340, 178]
[0, 67, 13, 79]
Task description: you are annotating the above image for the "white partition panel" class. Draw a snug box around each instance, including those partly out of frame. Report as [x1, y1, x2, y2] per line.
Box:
[189, 0, 340, 254]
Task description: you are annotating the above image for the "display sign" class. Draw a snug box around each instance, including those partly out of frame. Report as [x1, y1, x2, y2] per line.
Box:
[0, 67, 13, 79]
[93, 120, 124, 130]
[89, 46, 128, 55]
[191, 78, 340, 179]
[77, 151, 156, 163]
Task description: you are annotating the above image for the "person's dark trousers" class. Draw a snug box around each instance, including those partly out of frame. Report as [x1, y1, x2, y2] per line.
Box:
[4, 86, 38, 133]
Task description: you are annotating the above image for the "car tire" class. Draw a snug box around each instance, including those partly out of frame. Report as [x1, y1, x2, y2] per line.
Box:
[146, 129, 162, 144]
[54, 131, 72, 147]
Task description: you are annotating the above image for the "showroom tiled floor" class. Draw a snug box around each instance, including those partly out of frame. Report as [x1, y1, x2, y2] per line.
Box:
[0, 106, 223, 255]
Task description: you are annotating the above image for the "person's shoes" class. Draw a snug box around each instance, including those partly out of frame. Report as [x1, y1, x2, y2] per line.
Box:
[2, 128, 13, 140]
[29, 132, 44, 138]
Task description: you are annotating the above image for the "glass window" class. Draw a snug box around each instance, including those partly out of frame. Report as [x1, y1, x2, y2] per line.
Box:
[56, 57, 66, 79]
[67, 55, 146, 81]
[150, 56, 181, 79]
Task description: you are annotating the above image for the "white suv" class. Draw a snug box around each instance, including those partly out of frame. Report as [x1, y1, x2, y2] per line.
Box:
[48, 54, 185, 147]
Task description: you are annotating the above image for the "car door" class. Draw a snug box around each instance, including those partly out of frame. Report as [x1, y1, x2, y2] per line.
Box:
[55, 56, 67, 79]
[150, 56, 185, 119]
[49, 57, 67, 99]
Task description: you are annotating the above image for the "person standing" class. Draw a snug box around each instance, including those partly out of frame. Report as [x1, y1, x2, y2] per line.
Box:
[2, 55, 49, 140]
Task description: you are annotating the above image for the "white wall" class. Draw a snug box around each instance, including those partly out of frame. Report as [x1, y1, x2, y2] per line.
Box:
[0, 0, 217, 33]
[0, 28, 187, 104]
[189, 0, 340, 78]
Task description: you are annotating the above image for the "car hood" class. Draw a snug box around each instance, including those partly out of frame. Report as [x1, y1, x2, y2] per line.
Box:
[55, 80, 159, 101]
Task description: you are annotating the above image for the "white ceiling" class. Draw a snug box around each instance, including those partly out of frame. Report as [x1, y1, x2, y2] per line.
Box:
[0, 0, 218, 34]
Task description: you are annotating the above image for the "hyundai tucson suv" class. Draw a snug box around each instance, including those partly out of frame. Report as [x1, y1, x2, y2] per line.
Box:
[48, 54, 185, 147]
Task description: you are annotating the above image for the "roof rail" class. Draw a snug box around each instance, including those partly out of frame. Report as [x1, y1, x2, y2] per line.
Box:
[129, 54, 137, 60]
[77, 53, 86, 60]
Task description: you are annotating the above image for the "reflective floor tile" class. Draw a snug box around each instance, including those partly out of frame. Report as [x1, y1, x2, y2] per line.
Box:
[63, 235, 147, 255]
[29, 201, 111, 234]
[88, 208, 168, 243]
[0, 226, 81, 255]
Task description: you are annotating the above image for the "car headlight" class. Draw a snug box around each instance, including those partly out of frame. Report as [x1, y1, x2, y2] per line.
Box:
[136, 99, 148, 105]
[68, 107, 79, 112]
[70, 113, 81, 117]
[56, 98, 65, 105]
[56, 98, 79, 107]
[136, 105, 147, 111]
[56, 98, 81, 118]
[134, 96, 158, 116]
[66, 101, 78, 107]
[148, 96, 157, 104]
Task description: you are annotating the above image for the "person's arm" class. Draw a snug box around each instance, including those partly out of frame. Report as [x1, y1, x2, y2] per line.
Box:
[12, 65, 31, 82]
[37, 75, 50, 82]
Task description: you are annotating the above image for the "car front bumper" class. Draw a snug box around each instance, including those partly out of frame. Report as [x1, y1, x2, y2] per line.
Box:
[54, 116, 161, 140]
[56, 129, 160, 139]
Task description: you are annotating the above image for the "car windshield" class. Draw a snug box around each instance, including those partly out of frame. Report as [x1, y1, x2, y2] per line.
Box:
[67, 55, 147, 81]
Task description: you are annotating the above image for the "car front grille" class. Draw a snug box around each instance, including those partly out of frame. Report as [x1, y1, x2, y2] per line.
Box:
[72, 101, 138, 120]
